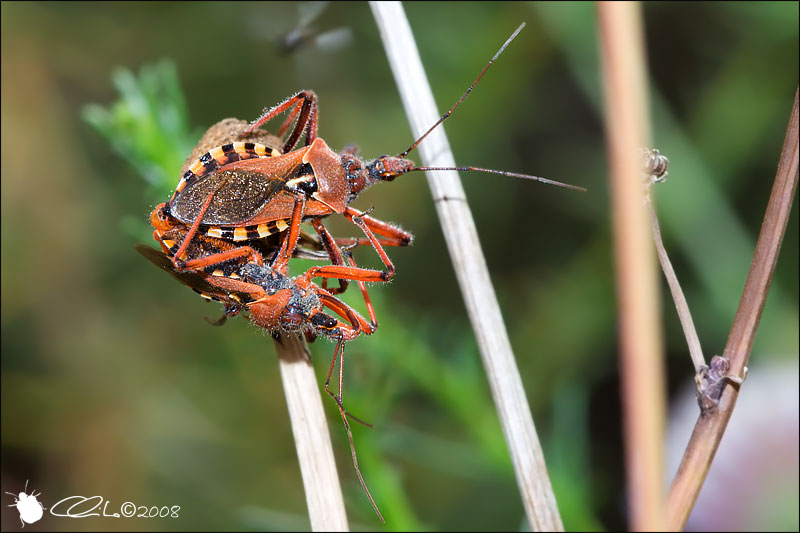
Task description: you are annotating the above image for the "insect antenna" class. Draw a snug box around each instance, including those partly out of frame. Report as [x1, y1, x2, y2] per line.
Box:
[398, 22, 526, 159]
[393, 22, 586, 193]
[410, 166, 587, 192]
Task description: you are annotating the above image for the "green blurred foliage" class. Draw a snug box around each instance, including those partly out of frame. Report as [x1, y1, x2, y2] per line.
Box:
[2, 2, 797, 531]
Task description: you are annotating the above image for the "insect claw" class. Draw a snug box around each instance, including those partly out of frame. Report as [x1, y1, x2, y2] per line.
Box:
[341, 241, 360, 253]
[351, 206, 375, 224]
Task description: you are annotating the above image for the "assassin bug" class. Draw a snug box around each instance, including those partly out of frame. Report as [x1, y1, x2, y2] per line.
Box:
[158, 22, 583, 288]
[149, 119, 393, 298]
[136, 242, 386, 520]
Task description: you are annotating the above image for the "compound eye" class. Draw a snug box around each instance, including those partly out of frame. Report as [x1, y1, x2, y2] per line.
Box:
[310, 313, 337, 329]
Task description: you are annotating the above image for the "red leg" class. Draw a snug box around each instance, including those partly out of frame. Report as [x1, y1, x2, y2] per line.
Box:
[289, 207, 400, 285]
[277, 99, 302, 137]
[170, 190, 216, 269]
[309, 288, 381, 519]
[178, 245, 263, 271]
[323, 340, 366, 424]
[333, 206, 414, 252]
[317, 292, 375, 336]
[281, 94, 313, 152]
[271, 198, 305, 275]
[243, 91, 319, 153]
[311, 218, 349, 294]
[343, 206, 414, 247]
[340, 207, 403, 281]
[302, 253, 379, 340]
[299, 95, 318, 150]
[303, 263, 388, 284]
[344, 251, 378, 330]
[305, 295, 373, 421]
[323, 338, 384, 521]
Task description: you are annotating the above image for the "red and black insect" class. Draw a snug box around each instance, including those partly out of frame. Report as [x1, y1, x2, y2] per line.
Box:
[157, 23, 582, 288]
[149, 185, 394, 304]
[145, 133, 394, 519]
[136, 242, 386, 519]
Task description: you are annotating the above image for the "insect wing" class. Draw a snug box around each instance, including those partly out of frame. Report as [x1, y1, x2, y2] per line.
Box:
[169, 148, 308, 226]
[311, 27, 353, 52]
[135, 244, 256, 304]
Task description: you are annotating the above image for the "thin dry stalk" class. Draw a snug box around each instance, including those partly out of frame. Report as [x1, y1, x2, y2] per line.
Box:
[597, 2, 666, 530]
[369, 2, 562, 530]
[666, 87, 799, 531]
[646, 197, 706, 372]
[273, 333, 349, 531]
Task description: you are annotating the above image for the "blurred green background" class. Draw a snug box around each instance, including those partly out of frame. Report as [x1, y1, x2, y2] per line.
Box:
[2, 2, 797, 531]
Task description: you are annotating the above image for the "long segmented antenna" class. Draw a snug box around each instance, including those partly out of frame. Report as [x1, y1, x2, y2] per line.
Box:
[399, 22, 526, 159]
[412, 166, 587, 192]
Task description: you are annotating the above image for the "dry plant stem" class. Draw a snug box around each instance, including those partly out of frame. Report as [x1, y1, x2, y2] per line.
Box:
[666, 87, 799, 531]
[273, 333, 349, 532]
[598, 2, 666, 530]
[646, 197, 706, 372]
[370, 2, 562, 530]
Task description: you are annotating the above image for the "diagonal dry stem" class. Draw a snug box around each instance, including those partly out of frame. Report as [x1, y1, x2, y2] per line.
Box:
[666, 87, 799, 531]
[370, 2, 562, 530]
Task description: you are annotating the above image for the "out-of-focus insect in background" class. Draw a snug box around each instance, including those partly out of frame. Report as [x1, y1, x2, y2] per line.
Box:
[276, 2, 354, 56]
[248, 1, 354, 82]
[1, 2, 797, 531]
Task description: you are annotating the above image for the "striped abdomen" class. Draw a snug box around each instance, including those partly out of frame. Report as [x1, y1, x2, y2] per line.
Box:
[172, 141, 281, 198]
[201, 218, 291, 242]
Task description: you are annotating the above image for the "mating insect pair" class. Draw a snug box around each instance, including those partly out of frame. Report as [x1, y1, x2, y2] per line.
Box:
[139, 22, 584, 522]
[154, 22, 580, 295]
[143, 119, 398, 520]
